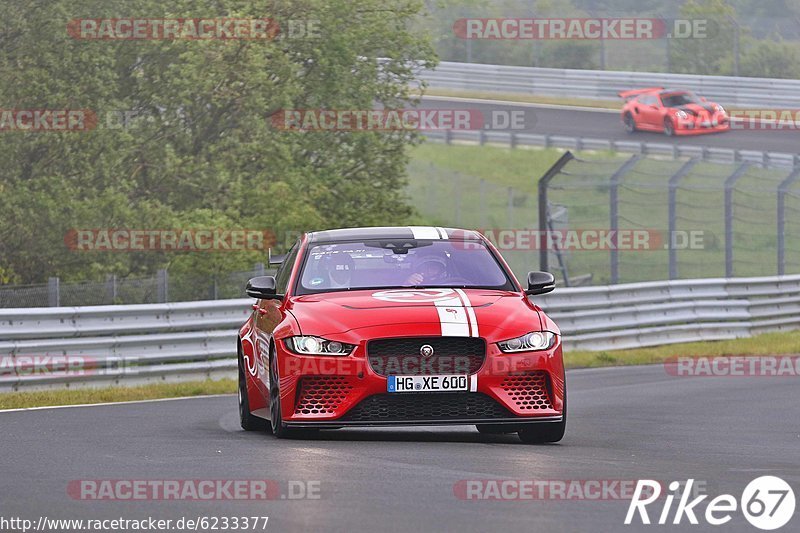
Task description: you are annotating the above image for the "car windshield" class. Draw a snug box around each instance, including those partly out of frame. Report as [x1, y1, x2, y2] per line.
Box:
[296, 239, 514, 294]
[661, 92, 702, 107]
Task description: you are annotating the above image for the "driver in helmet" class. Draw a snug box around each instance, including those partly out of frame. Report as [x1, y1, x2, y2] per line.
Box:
[403, 251, 449, 286]
[325, 252, 355, 288]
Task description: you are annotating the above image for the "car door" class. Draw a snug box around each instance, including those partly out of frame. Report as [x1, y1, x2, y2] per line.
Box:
[637, 94, 662, 130]
[255, 241, 300, 389]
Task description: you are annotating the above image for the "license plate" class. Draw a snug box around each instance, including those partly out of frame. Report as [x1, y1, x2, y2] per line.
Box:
[387, 374, 475, 393]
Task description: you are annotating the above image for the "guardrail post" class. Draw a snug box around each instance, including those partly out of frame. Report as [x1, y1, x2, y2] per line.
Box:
[668, 159, 699, 279]
[445, 130, 452, 145]
[609, 155, 641, 284]
[254, 263, 265, 276]
[724, 163, 751, 278]
[510, 132, 517, 149]
[777, 168, 800, 275]
[157, 269, 169, 303]
[47, 277, 60, 307]
[538, 151, 575, 273]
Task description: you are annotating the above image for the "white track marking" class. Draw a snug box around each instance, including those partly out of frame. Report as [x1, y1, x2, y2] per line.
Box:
[0, 393, 234, 414]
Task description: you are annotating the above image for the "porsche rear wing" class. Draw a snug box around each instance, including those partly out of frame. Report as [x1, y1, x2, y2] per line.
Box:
[618, 87, 664, 101]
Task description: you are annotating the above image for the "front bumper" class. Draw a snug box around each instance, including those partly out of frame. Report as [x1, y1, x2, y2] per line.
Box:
[275, 338, 565, 426]
[674, 115, 730, 135]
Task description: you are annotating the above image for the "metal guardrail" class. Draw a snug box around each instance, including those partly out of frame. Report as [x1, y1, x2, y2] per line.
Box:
[424, 130, 800, 170]
[424, 61, 800, 108]
[2, 273, 800, 390]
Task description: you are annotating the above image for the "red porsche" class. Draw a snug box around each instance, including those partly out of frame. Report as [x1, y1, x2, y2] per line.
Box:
[620, 87, 729, 136]
[237, 226, 566, 443]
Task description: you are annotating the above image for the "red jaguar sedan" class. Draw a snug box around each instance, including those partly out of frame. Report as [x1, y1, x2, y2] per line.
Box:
[237, 226, 565, 443]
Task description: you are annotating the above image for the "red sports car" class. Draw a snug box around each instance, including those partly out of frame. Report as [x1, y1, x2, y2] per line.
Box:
[237, 226, 565, 443]
[619, 87, 729, 136]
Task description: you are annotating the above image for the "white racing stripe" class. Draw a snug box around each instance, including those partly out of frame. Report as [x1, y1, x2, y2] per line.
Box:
[455, 289, 479, 338]
[409, 226, 442, 240]
[434, 295, 470, 336]
[433, 289, 480, 338]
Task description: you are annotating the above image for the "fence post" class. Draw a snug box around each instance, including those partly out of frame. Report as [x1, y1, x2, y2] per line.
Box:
[724, 163, 751, 278]
[777, 168, 800, 275]
[47, 277, 60, 307]
[479, 179, 487, 229]
[157, 269, 169, 303]
[507, 187, 514, 228]
[106, 274, 117, 304]
[454, 174, 462, 225]
[608, 155, 642, 284]
[537, 151, 575, 272]
[668, 159, 699, 279]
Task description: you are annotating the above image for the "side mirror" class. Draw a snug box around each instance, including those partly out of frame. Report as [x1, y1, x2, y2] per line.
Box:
[525, 271, 555, 296]
[246, 276, 282, 300]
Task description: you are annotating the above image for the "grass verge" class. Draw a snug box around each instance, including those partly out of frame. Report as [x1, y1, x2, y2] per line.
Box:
[2, 331, 799, 409]
[0, 378, 236, 410]
[566, 331, 800, 369]
[419, 88, 620, 110]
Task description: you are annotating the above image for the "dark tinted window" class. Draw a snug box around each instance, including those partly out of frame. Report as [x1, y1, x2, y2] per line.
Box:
[275, 241, 300, 294]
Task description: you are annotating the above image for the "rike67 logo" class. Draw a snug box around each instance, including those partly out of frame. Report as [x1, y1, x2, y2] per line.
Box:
[626, 477, 795, 530]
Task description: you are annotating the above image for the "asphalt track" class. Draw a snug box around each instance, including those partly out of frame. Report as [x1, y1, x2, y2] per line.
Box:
[1, 365, 798, 533]
[420, 96, 800, 154]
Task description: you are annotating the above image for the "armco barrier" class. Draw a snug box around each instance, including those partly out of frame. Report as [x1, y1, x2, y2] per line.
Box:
[424, 130, 800, 170]
[2, 274, 799, 390]
[423, 61, 800, 108]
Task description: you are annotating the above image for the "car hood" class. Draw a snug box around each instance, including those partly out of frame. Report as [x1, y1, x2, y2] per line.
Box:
[287, 288, 545, 339]
[674, 102, 717, 116]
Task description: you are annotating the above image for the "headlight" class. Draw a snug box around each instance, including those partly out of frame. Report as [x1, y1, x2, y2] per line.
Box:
[285, 336, 355, 355]
[675, 110, 689, 120]
[497, 331, 556, 353]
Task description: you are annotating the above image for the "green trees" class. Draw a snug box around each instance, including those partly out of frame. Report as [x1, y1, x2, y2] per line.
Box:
[0, 0, 435, 284]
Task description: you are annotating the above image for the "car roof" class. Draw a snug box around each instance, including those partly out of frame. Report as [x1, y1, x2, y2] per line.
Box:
[306, 226, 483, 244]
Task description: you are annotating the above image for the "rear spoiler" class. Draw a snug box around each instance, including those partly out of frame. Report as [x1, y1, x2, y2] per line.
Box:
[618, 87, 664, 101]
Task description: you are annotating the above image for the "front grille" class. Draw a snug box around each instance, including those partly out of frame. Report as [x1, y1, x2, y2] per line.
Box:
[341, 392, 513, 422]
[294, 376, 354, 416]
[499, 371, 553, 411]
[367, 337, 486, 376]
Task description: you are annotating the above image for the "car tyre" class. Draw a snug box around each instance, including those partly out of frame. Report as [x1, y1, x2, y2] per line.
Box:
[268, 346, 317, 439]
[239, 352, 267, 432]
[663, 118, 675, 136]
[623, 112, 636, 133]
